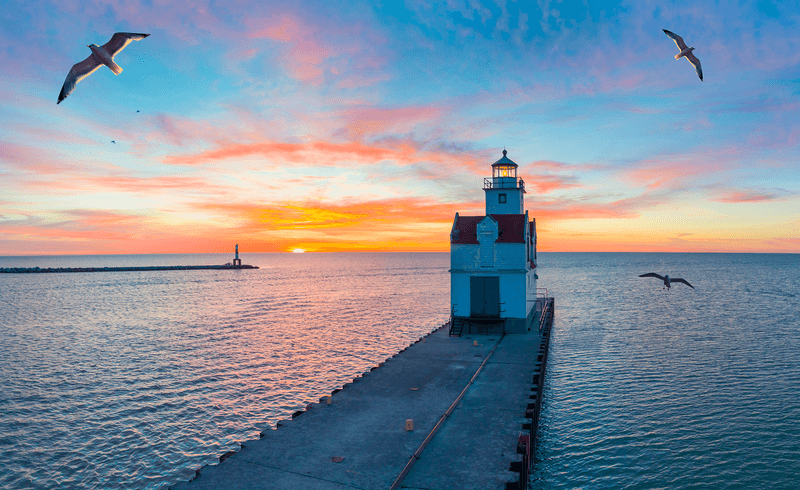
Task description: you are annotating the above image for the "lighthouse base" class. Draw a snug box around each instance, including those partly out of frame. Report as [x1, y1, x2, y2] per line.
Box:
[449, 307, 538, 336]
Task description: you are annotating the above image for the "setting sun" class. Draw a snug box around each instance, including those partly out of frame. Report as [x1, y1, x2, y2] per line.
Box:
[291, 248, 305, 253]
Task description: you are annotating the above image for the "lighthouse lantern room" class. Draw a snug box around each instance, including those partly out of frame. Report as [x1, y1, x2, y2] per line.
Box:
[449, 150, 539, 335]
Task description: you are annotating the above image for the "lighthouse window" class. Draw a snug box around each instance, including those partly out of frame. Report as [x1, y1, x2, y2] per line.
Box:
[499, 193, 507, 203]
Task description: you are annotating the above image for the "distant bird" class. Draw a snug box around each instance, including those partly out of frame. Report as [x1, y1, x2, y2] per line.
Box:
[639, 273, 694, 289]
[662, 29, 703, 81]
[58, 32, 150, 104]
[136, 110, 140, 112]
[111, 140, 116, 144]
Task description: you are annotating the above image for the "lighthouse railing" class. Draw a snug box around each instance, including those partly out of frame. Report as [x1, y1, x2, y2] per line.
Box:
[483, 178, 525, 190]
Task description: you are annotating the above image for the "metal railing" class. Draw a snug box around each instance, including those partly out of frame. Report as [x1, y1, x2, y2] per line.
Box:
[536, 289, 550, 332]
[483, 178, 525, 190]
[537, 298, 550, 332]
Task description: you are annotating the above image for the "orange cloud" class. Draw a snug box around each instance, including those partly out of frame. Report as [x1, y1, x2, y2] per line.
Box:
[197, 197, 479, 229]
[187, 197, 484, 252]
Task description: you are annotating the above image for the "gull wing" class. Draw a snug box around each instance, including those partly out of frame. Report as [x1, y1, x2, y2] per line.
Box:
[639, 273, 665, 280]
[686, 52, 703, 81]
[58, 53, 102, 104]
[662, 29, 688, 51]
[101, 32, 150, 58]
[671, 278, 694, 289]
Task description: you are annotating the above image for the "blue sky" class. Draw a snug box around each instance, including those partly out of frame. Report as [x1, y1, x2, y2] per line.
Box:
[1, 0, 798, 253]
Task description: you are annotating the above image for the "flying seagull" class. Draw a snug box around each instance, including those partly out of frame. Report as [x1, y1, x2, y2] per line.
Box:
[639, 273, 694, 289]
[58, 32, 150, 104]
[111, 140, 116, 144]
[662, 29, 702, 81]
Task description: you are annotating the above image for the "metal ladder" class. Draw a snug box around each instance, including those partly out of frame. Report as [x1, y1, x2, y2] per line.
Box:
[449, 317, 466, 337]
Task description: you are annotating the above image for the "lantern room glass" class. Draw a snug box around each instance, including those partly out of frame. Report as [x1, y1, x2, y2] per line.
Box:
[493, 165, 516, 179]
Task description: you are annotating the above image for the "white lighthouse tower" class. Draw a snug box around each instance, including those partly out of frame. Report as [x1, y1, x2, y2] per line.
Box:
[449, 150, 538, 335]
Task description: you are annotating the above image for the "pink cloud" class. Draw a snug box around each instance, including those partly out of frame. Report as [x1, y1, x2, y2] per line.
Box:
[244, 14, 388, 86]
[3, 123, 97, 146]
[712, 190, 780, 203]
[0, 210, 149, 242]
[0, 142, 82, 174]
[524, 174, 582, 194]
[338, 105, 446, 138]
[162, 138, 488, 175]
[129, 113, 251, 151]
[528, 195, 653, 221]
[84, 174, 229, 195]
[620, 152, 727, 190]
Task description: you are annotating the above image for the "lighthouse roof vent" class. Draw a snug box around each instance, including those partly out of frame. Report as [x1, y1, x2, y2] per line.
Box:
[492, 149, 518, 168]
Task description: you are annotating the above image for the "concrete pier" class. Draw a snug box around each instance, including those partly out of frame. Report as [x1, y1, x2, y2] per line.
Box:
[167, 298, 554, 490]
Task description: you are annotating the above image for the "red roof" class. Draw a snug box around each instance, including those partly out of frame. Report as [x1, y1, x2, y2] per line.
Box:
[450, 214, 527, 244]
[493, 214, 526, 243]
[450, 216, 483, 244]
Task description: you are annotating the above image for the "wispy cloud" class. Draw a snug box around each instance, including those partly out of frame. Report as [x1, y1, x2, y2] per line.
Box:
[712, 190, 782, 203]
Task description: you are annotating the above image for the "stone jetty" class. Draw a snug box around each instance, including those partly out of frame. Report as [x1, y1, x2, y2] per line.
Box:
[1, 265, 258, 273]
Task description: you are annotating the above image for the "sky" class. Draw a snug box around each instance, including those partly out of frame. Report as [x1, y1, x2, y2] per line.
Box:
[0, 0, 798, 254]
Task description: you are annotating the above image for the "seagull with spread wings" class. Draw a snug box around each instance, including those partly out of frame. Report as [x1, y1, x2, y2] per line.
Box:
[662, 29, 703, 81]
[639, 273, 695, 290]
[58, 32, 150, 104]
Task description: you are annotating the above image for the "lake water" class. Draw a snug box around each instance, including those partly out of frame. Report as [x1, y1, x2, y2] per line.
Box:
[1, 252, 799, 489]
[532, 253, 800, 489]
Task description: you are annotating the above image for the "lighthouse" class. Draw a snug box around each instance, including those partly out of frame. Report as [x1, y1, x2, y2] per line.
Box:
[449, 150, 538, 335]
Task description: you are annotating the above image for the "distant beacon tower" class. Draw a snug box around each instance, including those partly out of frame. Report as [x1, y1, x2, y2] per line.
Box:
[233, 244, 241, 267]
[449, 150, 538, 334]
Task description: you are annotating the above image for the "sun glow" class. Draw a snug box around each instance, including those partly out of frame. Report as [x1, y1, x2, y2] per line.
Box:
[291, 248, 306, 253]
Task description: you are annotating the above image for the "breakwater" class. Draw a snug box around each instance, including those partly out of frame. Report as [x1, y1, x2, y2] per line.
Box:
[167, 297, 554, 490]
[1, 265, 258, 273]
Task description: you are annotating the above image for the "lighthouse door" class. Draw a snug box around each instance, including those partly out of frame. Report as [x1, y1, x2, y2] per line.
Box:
[470, 276, 500, 317]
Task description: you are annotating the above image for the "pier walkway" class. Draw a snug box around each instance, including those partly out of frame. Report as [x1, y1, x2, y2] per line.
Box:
[169, 300, 553, 490]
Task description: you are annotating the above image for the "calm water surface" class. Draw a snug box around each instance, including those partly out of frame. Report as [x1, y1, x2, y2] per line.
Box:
[0, 253, 449, 489]
[1, 252, 799, 489]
